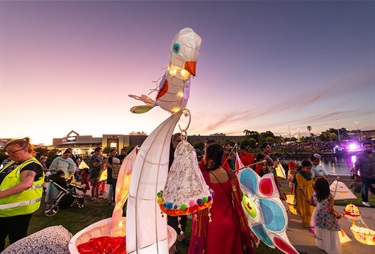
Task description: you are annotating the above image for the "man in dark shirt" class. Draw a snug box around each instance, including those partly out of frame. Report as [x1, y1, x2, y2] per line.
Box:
[353, 141, 375, 207]
[89, 147, 104, 201]
[116, 148, 127, 164]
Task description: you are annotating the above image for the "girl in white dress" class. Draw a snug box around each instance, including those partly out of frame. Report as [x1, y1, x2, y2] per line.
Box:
[309, 178, 342, 254]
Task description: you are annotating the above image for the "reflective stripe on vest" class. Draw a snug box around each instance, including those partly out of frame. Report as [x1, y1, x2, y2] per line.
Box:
[0, 196, 42, 209]
[0, 183, 44, 192]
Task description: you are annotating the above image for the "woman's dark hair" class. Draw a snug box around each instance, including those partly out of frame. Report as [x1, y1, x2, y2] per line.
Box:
[256, 153, 265, 162]
[301, 160, 312, 168]
[314, 178, 330, 202]
[297, 160, 312, 171]
[205, 143, 224, 171]
[260, 143, 269, 151]
[205, 139, 216, 146]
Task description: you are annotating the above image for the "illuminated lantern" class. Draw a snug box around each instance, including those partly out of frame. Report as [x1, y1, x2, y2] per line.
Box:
[343, 204, 375, 245]
[78, 160, 89, 170]
[129, 27, 202, 114]
[70, 27, 202, 254]
[330, 180, 357, 200]
[126, 27, 202, 253]
[158, 140, 213, 235]
[125, 112, 183, 253]
[109, 147, 138, 237]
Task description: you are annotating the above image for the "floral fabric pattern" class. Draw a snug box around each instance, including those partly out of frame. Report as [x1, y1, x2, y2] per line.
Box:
[314, 193, 340, 231]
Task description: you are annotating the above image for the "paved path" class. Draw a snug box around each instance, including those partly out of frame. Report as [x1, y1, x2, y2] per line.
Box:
[285, 203, 375, 254]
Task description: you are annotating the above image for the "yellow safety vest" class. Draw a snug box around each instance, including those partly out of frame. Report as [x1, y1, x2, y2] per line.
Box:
[0, 158, 44, 217]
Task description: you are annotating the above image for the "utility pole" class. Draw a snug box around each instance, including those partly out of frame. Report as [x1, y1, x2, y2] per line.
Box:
[355, 121, 361, 140]
[336, 119, 341, 141]
[298, 127, 300, 139]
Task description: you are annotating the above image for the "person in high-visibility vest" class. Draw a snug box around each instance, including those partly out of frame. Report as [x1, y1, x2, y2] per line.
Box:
[0, 137, 44, 251]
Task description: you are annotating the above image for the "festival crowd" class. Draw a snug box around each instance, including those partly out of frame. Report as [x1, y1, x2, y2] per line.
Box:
[0, 137, 374, 254]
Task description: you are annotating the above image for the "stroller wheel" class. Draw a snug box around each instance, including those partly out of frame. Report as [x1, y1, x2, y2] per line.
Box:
[45, 205, 59, 216]
[77, 198, 85, 208]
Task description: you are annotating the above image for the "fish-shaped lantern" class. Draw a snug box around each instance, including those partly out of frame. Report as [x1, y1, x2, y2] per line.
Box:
[129, 27, 202, 114]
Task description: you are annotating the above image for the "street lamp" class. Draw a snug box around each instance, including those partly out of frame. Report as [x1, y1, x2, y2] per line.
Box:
[336, 119, 341, 141]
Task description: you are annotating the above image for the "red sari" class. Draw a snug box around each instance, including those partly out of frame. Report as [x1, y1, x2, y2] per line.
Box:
[188, 169, 255, 254]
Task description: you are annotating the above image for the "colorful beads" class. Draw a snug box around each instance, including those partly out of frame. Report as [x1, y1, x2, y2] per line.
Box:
[196, 198, 203, 205]
[188, 200, 195, 207]
[157, 191, 163, 198]
[157, 189, 213, 213]
[166, 202, 173, 210]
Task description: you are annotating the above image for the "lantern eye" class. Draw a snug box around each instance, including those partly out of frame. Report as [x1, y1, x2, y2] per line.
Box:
[172, 43, 180, 54]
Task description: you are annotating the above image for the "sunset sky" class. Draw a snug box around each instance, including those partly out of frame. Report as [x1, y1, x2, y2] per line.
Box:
[1, 0, 374, 145]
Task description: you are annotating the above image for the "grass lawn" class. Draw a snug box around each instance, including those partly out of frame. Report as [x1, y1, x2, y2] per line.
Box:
[28, 196, 114, 236]
[334, 192, 375, 207]
[22, 195, 288, 254]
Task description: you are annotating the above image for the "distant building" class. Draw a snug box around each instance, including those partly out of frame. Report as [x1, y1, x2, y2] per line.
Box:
[209, 133, 226, 136]
[52, 130, 101, 155]
[51, 130, 148, 156]
[361, 130, 375, 141]
[49, 130, 247, 155]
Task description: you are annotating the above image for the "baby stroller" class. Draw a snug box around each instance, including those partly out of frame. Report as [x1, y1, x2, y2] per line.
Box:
[45, 171, 85, 216]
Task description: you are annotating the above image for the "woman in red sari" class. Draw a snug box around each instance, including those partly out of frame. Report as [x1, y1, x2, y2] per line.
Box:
[188, 144, 255, 254]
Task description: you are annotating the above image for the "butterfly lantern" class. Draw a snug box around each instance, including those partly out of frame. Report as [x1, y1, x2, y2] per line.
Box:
[239, 168, 299, 254]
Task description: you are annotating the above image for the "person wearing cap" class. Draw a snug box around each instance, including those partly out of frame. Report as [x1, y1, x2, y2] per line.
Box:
[353, 141, 375, 207]
[310, 154, 327, 179]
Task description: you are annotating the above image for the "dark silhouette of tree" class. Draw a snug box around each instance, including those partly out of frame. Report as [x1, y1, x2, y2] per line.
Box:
[193, 140, 204, 151]
[259, 131, 275, 143]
